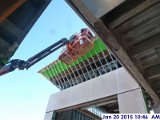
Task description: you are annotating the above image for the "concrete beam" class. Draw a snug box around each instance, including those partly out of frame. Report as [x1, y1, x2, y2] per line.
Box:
[46, 68, 140, 112]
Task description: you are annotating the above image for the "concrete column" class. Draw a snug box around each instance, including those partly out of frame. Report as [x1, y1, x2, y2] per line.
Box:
[118, 88, 148, 113]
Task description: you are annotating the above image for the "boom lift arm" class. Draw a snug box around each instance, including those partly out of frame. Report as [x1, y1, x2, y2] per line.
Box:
[0, 28, 95, 76]
[0, 38, 69, 76]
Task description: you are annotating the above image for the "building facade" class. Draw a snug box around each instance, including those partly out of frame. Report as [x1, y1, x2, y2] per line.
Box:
[39, 38, 148, 120]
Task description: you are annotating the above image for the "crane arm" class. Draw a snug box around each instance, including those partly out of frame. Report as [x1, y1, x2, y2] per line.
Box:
[0, 38, 69, 76]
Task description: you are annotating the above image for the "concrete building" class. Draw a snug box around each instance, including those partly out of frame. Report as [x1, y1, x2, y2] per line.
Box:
[39, 38, 149, 120]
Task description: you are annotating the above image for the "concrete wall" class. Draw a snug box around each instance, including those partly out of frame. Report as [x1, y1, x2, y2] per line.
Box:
[46, 68, 143, 112]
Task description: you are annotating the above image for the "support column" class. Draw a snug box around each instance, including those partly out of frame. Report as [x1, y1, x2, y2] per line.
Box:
[118, 88, 148, 113]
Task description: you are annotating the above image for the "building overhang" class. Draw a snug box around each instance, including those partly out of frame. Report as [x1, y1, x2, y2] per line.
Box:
[0, 0, 51, 68]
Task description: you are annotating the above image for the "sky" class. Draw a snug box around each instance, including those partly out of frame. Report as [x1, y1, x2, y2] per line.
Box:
[0, 0, 87, 120]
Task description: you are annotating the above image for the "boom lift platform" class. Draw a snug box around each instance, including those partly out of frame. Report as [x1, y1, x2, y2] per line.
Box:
[0, 28, 95, 76]
[59, 28, 94, 64]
